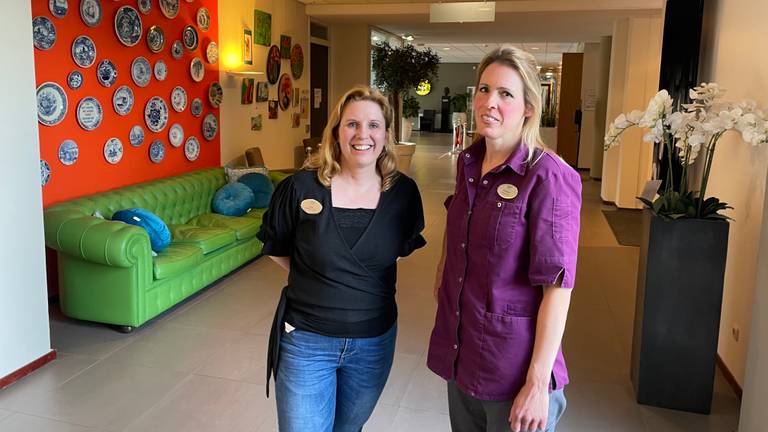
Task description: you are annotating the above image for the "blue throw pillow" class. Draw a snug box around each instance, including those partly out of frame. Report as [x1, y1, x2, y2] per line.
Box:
[237, 173, 274, 208]
[212, 182, 256, 216]
[112, 208, 171, 253]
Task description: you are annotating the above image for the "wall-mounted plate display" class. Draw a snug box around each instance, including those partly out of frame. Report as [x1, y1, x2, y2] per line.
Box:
[144, 96, 169, 132]
[79, 0, 102, 28]
[40, 160, 51, 186]
[205, 41, 218, 64]
[182, 25, 198, 51]
[32, 16, 56, 50]
[58, 139, 78, 166]
[77, 96, 103, 130]
[159, 0, 179, 19]
[114, 6, 142, 47]
[71, 35, 96, 68]
[96, 59, 117, 87]
[266, 45, 280, 84]
[196, 7, 210, 32]
[37, 82, 67, 126]
[184, 136, 200, 161]
[154, 59, 167, 81]
[202, 113, 218, 141]
[112, 85, 134, 116]
[278, 73, 292, 111]
[49, 0, 68, 19]
[138, 0, 151, 15]
[291, 44, 304, 79]
[208, 82, 223, 108]
[171, 86, 187, 112]
[104, 137, 123, 164]
[147, 25, 165, 53]
[190, 57, 204, 82]
[171, 40, 183, 59]
[129, 125, 145, 147]
[190, 98, 202, 117]
[149, 139, 165, 163]
[168, 123, 184, 147]
[67, 70, 83, 90]
[131, 56, 151, 87]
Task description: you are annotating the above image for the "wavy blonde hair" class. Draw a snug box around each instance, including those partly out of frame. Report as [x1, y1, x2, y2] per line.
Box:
[304, 86, 400, 191]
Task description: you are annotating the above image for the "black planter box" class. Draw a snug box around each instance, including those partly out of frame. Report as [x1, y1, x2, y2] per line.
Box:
[631, 210, 729, 414]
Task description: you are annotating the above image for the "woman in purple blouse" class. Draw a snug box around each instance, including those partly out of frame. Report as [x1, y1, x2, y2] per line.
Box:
[427, 46, 582, 432]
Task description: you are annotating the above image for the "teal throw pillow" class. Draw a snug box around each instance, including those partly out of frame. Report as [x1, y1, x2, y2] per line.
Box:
[237, 173, 274, 208]
[112, 208, 171, 253]
[212, 182, 256, 216]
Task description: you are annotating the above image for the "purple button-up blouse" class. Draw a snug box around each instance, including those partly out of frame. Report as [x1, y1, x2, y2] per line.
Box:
[427, 139, 582, 401]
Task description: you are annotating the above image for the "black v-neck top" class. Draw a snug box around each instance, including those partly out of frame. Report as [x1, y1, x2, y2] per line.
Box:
[333, 207, 375, 249]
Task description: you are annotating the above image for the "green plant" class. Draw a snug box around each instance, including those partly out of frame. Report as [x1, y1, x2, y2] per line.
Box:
[402, 94, 420, 119]
[450, 93, 468, 113]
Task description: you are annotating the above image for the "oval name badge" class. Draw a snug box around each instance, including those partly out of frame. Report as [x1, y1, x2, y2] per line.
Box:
[497, 184, 519, 200]
[300, 198, 323, 215]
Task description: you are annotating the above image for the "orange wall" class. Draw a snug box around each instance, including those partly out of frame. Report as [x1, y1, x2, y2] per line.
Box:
[32, 0, 220, 207]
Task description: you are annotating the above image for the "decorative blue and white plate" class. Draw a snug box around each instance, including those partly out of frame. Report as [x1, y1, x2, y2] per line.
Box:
[202, 113, 218, 141]
[36, 82, 67, 126]
[190, 98, 203, 117]
[190, 57, 204, 82]
[206, 41, 218, 64]
[159, 0, 179, 19]
[184, 136, 200, 161]
[71, 35, 96, 68]
[40, 160, 51, 186]
[67, 71, 83, 90]
[49, 0, 68, 18]
[146, 25, 165, 53]
[58, 139, 78, 166]
[112, 85, 134, 116]
[129, 125, 145, 147]
[168, 123, 184, 147]
[208, 81, 223, 108]
[96, 59, 117, 87]
[144, 96, 169, 132]
[104, 137, 123, 164]
[32, 16, 56, 50]
[154, 60, 168, 81]
[79, 0, 102, 28]
[171, 86, 187, 112]
[149, 139, 165, 163]
[76, 96, 103, 130]
[138, 0, 151, 15]
[114, 6, 142, 47]
[171, 40, 183, 59]
[131, 56, 151, 87]
[182, 25, 198, 51]
[196, 7, 210, 32]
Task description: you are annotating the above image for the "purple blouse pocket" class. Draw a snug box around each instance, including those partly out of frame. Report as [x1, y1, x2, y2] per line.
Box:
[477, 311, 536, 395]
[494, 201, 523, 248]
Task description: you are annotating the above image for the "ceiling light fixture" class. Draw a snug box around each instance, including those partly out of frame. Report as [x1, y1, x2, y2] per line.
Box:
[402, 34, 415, 41]
[430, 1, 496, 23]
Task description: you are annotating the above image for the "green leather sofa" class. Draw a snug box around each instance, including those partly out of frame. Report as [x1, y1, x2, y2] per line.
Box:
[43, 167, 289, 332]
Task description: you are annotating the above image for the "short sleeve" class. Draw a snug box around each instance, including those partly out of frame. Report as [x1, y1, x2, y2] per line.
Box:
[400, 178, 427, 257]
[528, 166, 582, 288]
[256, 175, 297, 257]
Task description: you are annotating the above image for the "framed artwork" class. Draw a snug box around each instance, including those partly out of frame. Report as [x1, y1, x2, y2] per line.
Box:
[266, 45, 281, 84]
[300, 97, 309, 119]
[243, 28, 253, 65]
[280, 35, 291, 59]
[291, 113, 300, 128]
[253, 9, 271, 46]
[251, 115, 262, 131]
[268, 100, 278, 119]
[241, 78, 254, 104]
[541, 82, 554, 115]
[278, 73, 292, 111]
[290, 44, 304, 79]
[256, 81, 269, 102]
[292, 87, 300, 107]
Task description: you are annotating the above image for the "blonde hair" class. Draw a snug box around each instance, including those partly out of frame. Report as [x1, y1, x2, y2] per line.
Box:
[304, 86, 400, 191]
[474, 46, 546, 162]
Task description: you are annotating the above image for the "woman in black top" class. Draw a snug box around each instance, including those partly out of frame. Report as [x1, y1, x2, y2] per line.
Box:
[257, 86, 426, 432]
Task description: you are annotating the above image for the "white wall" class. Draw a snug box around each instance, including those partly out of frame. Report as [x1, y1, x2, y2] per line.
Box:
[329, 23, 370, 109]
[577, 43, 600, 169]
[0, 1, 52, 378]
[590, 36, 612, 179]
[218, 0, 309, 170]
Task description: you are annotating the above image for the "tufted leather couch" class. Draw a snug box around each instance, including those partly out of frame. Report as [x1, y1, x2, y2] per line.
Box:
[43, 167, 289, 332]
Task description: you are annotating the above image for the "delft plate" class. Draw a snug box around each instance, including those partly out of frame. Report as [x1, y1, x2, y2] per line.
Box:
[40, 160, 51, 186]
[104, 137, 124, 164]
[196, 7, 210, 32]
[36, 82, 67, 126]
[146, 25, 165, 54]
[171, 86, 187, 112]
[32, 16, 56, 50]
[58, 139, 78, 166]
[79, 0, 102, 28]
[168, 123, 184, 147]
[67, 70, 83, 90]
[49, 0, 68, 18]
[114, 6, 142, 47]
[159, 0, 179, 19]
[149, 139, 165, 163]
[129, 125, 145, 147]
[190, 98, 203, 117]
[112, 85, 134, 116]
[190, 57, 204, 82]
[154, 60, 168, 81]
[208, 82, 223, 108]
[71, 35, 96, 68]
[77, 96, 103, 130]
[182, 25, 198, 51]
[96, 59, 117, 87]
[184, 136, 200, 161]
[171, 40, 183, 59]
[138, 0, 151, 15]
[205, 41, 218, 64]
[131, 56, 151, 87]
[202, 113, 218, 141]
[144, 96, 169, 132]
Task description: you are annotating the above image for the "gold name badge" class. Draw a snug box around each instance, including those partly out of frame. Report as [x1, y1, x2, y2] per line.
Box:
[497, 184, 519, 200]
[300, 198, 323, 215]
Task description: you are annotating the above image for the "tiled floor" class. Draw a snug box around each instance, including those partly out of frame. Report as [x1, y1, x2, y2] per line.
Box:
[0, 132, 740, 431]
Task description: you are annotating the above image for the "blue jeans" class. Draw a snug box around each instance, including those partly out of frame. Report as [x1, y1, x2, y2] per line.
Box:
[275, 323, 397, 432]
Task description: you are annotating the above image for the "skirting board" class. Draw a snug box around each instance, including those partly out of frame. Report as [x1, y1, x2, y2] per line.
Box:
[0, 350, 57, 390]
[717, 354, 743, 399]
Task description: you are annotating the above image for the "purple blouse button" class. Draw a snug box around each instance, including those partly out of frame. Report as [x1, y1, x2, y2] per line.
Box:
[453, 345, 458, 349]
[469, 177, 474, 182]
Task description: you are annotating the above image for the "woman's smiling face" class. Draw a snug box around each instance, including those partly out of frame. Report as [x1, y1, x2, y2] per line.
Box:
[473, 62, 532, 145]
[337, 100, 387, 170]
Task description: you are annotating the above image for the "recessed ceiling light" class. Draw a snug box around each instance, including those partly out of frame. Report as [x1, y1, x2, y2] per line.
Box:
[402, 34, 415, 41]
[443, 47, 451, 50]
[531, 47, 540, 50]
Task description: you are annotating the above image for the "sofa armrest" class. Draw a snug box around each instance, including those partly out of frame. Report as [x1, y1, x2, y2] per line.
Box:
[268, 170, 292, 187]
[44, 208, 151, 268]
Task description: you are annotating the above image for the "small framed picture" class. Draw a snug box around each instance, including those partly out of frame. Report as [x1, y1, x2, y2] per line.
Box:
[243, 28, 253, 65]
[292, 87, 300, 107]
[251, 115, 262, 131]
[268, 100, 278, 119]
[241, 78, 254, 104]
[280, 35, 292, 59]
[256, 81, 269, 102]
[291, 112, 300, 128]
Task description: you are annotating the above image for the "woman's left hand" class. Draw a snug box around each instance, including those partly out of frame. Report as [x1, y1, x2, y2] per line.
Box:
[508, 381, 549, 432]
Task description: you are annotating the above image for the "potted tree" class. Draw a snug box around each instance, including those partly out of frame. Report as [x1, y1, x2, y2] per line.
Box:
[401, 94, 420, 141]
[450, 92, 468, 126]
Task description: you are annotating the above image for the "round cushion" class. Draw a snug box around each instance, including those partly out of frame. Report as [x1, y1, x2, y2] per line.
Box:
[112, 208, 171, 253]
[212, 182, 256, 216]
[237, 173, 274, 208]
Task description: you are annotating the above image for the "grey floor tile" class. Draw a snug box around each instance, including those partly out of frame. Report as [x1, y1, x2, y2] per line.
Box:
[0, 413, 97, 432]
